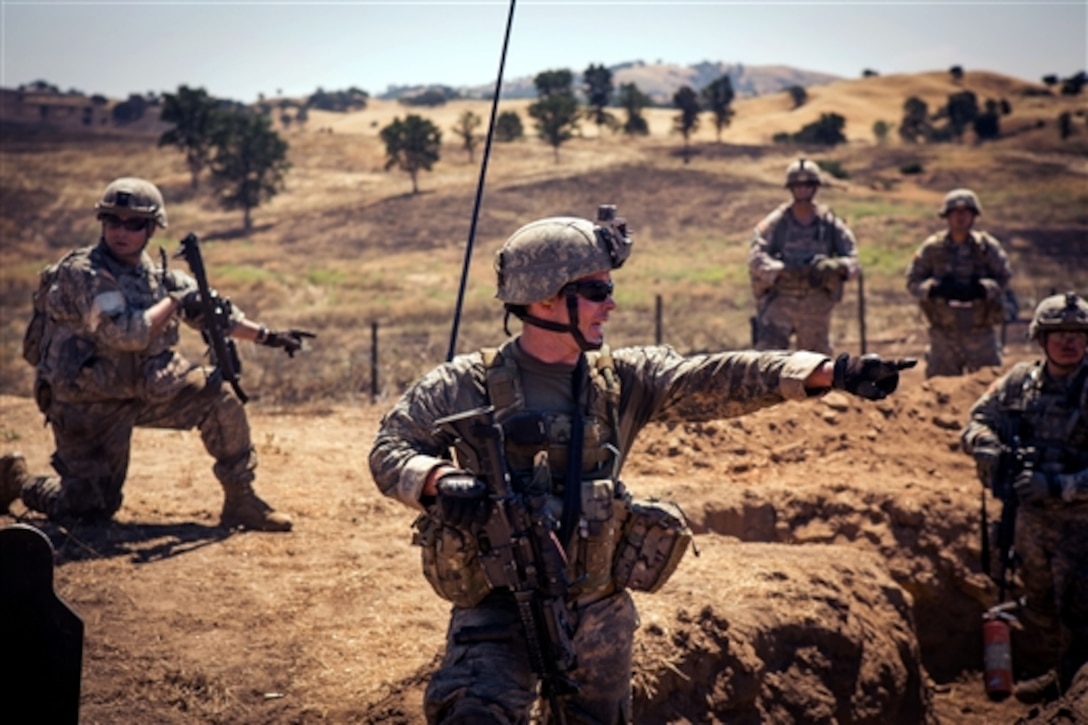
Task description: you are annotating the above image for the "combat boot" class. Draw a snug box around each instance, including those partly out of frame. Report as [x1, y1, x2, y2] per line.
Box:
[220, 486, 292, 532]
[1013, 669, 1059, 705]
[1, 452, 29, 511]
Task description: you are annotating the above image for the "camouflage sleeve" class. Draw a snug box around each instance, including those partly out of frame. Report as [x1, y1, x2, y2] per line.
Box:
[368, 354, 487, 511]
[905, 238, 938, 299]
[748, 207, 786, 297]
[831, 217, 861, 281]
[961, 375, 1009, 453]
[48, 258, 155, 353]
[611, 346, 827, 461]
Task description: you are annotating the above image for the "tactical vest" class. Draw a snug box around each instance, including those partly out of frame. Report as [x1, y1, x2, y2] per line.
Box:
[766, 204, 846, 300]
[998, 361, 1088, 482]
[414, 345, 692, 607]
[917, 231, 1006, 329]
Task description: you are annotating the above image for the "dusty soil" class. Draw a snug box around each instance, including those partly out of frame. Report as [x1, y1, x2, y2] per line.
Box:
[0, 342, 1063, 724]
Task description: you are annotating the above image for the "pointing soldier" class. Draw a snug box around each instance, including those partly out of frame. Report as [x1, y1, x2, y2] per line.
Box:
[1, 177, 311, 531]
[749, 158, 861, 356]
[906, 188, 1012, 378]
[370, 207, 914, 723]
[962, 293, 1088, 703]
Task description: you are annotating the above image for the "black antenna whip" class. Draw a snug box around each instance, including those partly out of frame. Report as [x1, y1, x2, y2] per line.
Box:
[446, 0, 517, 362]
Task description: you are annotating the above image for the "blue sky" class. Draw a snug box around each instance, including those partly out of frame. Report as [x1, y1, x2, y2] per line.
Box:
[2, 1, 1085, 102]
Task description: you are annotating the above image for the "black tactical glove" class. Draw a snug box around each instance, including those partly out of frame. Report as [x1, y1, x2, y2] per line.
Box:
[808, 256, 845, 288]
[972, 442, 1003, 491]
[260, 328, 316, 358]
[435, 472, 490, 529]
[168, 289, 204, 322]
[832, 354, 917, 401]
[1013, 470, 1062, 505]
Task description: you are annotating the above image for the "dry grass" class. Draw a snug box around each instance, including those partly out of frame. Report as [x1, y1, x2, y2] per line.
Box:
[2, 71, 1086, 406]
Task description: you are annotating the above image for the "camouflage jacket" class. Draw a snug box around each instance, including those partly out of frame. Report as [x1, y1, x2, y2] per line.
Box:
[748, 202, 860, 299]
[34, 240, 241, 404]
[905, 230, 1011, 330]
[962, 358, 1088, 508]
[369, 341, 827, 511]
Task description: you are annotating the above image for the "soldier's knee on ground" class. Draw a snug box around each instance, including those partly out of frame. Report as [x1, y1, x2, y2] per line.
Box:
[220, 485, 292, 532]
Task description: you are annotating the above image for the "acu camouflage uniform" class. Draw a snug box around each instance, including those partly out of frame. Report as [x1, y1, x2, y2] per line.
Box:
[906, 231, 1011, 378]
[748, 203, 860, 356]
[15, 240, 259, 521]
[370, 340, 828, 724]
[962, 358, 1088, 690]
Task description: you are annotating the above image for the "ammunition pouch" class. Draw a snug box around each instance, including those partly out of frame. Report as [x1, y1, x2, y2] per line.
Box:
[413, 513, 492, 608]
[612, 498, 693, 593]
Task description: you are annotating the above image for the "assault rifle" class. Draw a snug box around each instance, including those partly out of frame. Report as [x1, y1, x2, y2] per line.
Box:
[177, 233, 248, 404]
[435, 405, 578, 719]
[982, 436, 1030, 601]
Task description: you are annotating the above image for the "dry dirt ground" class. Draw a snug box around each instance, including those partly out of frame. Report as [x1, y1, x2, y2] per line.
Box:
[2, 342, 1079, 724]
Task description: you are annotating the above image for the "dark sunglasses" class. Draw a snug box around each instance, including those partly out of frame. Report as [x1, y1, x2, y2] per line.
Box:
[562, 280, 613, 303]
[100, 214, 150, 232]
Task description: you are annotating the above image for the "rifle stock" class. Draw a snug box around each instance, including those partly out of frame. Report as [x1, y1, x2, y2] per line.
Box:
[177, 233, 248, 404]
[436, 405, 578, 708]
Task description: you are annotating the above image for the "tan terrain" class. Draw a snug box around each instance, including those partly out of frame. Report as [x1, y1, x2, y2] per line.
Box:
[1, 68, 1087, 722]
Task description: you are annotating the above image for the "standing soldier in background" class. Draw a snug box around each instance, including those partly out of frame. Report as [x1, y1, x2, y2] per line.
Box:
[749, 158, 860, 356]
[962, 293, 1088, 703]
[906, 188, 1012, 378]
[370, 209, 913, 723]
[0, 177, 310, 531]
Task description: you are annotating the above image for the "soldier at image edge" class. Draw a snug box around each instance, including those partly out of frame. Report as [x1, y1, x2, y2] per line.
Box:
[906, 188, 1012, 378]
[962, 292, 1088, 704]
[748, 158, 861, 356]
[0, 177, 311, 532]
[369, 206, 915, 723]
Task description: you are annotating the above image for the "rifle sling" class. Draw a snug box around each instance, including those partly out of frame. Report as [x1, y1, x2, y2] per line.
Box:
[559, 356, 586, 546]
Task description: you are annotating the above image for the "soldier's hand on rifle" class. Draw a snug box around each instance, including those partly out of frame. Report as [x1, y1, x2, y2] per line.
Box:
[435, 471, 491, 529]
[1013, 470, 1063, 504]
[258, 328, 316, 358]
[168, 289, 205, 323]
[971, 438, 1003, 490]
[832, 354, 917, 401]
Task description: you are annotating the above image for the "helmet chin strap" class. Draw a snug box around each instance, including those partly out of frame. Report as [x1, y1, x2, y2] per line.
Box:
[508, 293, 601, 352]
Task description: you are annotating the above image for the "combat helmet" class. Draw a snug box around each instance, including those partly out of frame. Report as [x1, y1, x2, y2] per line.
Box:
[939, 188, 982, 217]
[784, 158, 823, 187]
[495, 207, 631, 305]
[1028, 292, 1088, 340]
[495, 206, 632, 351]
[95, 177, 168, 229]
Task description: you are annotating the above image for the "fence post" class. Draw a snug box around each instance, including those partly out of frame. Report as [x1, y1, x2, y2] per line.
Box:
[370, 321, 379, 402]
[655, 294, 663, 346]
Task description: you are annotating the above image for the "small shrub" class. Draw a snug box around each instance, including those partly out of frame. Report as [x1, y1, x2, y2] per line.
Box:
[820, 159, 849, 180]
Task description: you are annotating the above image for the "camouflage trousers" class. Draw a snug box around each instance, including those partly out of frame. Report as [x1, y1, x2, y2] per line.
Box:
[424, 590, 638, 724]
[21, 367, 255, 521]
[1014, 504, 1088, 690]
[754, 292, 836, 356]
[924, 325, 1000, 378]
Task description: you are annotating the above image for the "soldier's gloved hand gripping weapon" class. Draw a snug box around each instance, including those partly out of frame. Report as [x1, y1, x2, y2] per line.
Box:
[177, 233, 248, 403]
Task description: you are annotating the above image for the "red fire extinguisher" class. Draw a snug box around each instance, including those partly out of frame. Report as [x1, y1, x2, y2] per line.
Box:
[982, 602, 1019, 701]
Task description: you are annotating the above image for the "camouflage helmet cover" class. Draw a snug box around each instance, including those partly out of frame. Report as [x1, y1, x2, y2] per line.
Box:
[939, 188, 982, 217]
[95, 177, 168, 229]
[784, 158, 823, 187]
[495, 215, 632, 304]
[1029, 292, 1088, 340]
